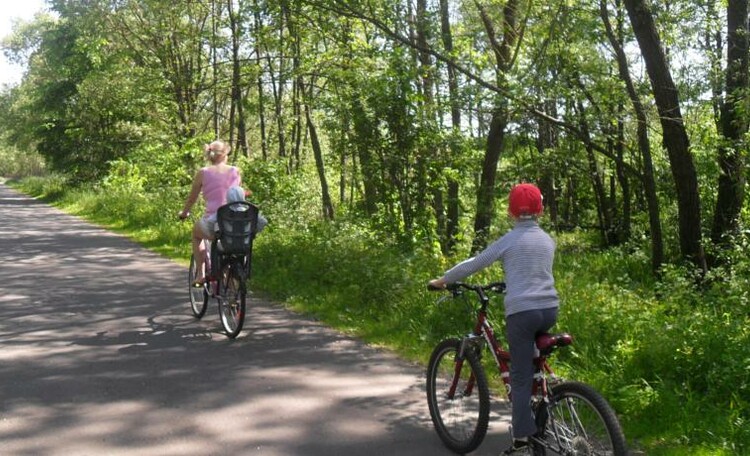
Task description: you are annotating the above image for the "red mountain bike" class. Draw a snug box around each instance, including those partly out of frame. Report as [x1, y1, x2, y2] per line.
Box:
[426, 282, 627, 455]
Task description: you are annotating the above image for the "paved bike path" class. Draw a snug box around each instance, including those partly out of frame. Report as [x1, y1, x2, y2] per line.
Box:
[0, 183, 512, 456]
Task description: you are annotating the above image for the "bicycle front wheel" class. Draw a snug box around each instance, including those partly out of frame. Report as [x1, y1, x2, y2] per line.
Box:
[188, 254, 208, 318]
[426, 338, 490, 454]
[534, 381, 628, 456]
[217, 259, 247, 339]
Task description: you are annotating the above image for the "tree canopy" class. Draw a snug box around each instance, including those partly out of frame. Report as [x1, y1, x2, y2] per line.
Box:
[1, 0, 748, 272]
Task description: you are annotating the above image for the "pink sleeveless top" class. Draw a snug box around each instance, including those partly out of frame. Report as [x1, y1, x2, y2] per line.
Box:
[201, 166, 240, 217]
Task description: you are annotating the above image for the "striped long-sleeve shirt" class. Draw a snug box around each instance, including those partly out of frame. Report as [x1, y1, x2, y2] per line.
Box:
[441, 219, 559, 317]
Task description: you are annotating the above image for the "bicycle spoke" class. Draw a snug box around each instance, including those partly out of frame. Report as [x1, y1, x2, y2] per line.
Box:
[188, 254, 208, 318]
[542, 384, 624, 456]
[218, 260, 246, 338]
[426, 339, 489, 454]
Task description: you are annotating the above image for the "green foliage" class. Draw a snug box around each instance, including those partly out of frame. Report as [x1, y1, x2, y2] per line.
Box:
[12, 174, 68, 200]
[5, 0, 750, 453]
[553, 243, 749, 455]
[102, 139, 201, 195]
[0, 145, 46, 178]
[0, 14, 159, 184]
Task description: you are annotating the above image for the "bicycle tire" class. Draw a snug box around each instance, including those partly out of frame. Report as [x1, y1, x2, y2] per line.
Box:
[534, 381, 628, 456]
[426, 338, 490, 454]
[217, 258, 247, 338]
[188, 254, 208, 318]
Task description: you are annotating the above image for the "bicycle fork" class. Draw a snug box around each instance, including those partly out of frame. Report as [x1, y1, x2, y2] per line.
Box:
[447, 335, 484, 399]
[531, 365, 570, 454]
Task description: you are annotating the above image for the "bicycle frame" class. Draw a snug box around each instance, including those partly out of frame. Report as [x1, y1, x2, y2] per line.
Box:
[430, 282, 626, 455]
[187, 211, 255, 339]
[199, 238, 217, 296]
[450, 284, 559, 403]
[203, 238, 249, 295]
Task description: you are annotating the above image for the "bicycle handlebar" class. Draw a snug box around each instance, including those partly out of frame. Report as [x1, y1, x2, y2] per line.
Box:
[427, 281, 506, 295]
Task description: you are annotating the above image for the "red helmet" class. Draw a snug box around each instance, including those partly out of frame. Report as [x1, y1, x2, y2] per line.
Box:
[508, 183, 543, 217]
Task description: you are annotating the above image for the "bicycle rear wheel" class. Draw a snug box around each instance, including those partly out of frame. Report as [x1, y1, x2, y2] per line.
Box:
[426, 338, 490, 454]
[217, 258, 247, 338]
[188, 254, 208, 318]
[534, 381, 628, 456]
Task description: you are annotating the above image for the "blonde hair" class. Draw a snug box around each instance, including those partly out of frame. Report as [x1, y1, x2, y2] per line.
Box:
[204, 140, 231, 163]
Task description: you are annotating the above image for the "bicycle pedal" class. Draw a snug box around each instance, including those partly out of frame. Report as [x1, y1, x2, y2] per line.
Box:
[502, 439, 531, 455]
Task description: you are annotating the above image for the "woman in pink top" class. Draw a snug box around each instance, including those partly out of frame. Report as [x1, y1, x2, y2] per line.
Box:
[179, 140, 242, 285]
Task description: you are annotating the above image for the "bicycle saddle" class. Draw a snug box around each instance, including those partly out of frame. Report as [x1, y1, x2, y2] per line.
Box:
[535, 333, 573, 355]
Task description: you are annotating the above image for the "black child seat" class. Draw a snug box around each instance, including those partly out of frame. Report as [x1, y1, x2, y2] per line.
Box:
[215, 201, 260, 254]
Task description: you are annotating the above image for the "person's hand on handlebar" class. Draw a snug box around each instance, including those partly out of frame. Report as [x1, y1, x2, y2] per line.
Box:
[428, 278, 447, 291]
[178, 210, 190, 221]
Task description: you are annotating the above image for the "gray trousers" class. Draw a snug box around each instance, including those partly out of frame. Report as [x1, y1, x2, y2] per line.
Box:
[505, 307, 559, 439]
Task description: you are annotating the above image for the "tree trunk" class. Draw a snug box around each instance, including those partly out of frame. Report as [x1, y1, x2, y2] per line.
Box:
[292, 79, 303, 170]
[415, 0, 445, 248]
[228, 0, 249, 157]
[339, 140, 347, 204]
[253, 3, 268, 160]
[471, 0, 520, 253]
[300, 77, 334, 220]
[472, 107, 507, 253]
[601, 0, 663, 271]
[264, 0, 287, 162]
[614, 113, 631, 242]
[211, 0, 219, 139]
[536, 99, 559, 229]
[351, 99, 378, 215]
[705, 0, 724, 130]
[577, 100, 612, 245]
[283, 0, 303, 171]
[711, 0, 748, 246]
[410, 0, 431, 235]
[439, 0, 460, 254]
[623, 0, 705, 271]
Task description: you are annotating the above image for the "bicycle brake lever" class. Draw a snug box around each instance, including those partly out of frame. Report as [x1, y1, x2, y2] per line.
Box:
[489, 282, 506, 293]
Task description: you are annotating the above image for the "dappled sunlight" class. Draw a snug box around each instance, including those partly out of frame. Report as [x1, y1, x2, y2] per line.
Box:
[1, 185, 507, 455]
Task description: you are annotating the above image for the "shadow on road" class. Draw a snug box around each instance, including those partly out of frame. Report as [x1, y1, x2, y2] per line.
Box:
[0, 185, 510, 455]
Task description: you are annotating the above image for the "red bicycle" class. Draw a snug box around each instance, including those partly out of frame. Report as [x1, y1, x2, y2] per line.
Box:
[426, 282, 627, 455]
[188, 201, 259, 338]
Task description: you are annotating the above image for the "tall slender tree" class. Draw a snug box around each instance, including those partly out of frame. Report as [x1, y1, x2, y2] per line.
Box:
[711, 0, 749, 248]
[439, 0, 461, 254]
[227, 0, 249, 157]
[623, 0, 706, 271]
[601, 0, 663, 271]
[471, 0, 522, 253]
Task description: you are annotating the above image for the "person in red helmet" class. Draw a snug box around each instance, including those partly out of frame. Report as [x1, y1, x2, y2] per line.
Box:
[429, 182, 559, 454]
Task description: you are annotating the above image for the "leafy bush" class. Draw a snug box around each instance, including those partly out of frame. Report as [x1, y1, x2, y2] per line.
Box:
[554, 246, 749, 455]
[0, 146, 46, 178]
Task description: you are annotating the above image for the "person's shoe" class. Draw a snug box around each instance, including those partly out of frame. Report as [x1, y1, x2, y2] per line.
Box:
[502, 438, 530, 454]
[192, 278, 206, 287]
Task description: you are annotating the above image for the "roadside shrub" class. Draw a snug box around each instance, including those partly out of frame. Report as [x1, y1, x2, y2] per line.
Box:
[0, 146, 46, 178]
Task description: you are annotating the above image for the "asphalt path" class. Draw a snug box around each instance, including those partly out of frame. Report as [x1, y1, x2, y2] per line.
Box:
[0, 183, 512, 455]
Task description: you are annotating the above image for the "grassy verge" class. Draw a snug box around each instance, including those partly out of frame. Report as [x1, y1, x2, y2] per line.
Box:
[10, 176, 748, 456]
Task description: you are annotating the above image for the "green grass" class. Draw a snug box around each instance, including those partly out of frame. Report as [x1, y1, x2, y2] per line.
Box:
[11, 175, 749, 456]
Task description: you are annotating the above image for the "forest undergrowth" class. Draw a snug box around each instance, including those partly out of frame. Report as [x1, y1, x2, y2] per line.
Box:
[12, 174, 749, 456]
